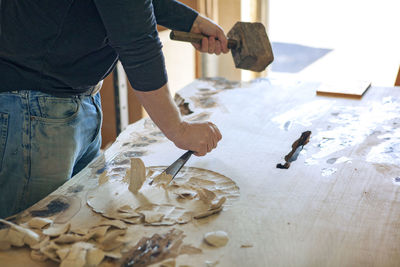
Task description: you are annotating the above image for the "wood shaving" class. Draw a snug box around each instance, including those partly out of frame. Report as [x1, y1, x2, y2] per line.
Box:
[70, 228, 89, 236]
[204, 231, 229, 247]
[98, 171, 109, 185]
[118, 204, 134, 213]
[27, 217, 53, 229]
[40, 241, 61, 262]
[56, 247, 71, 261]
[188, 177, 216, 187]
[103, 248, 123, 259]
[53, 234, 84, 244]
[179, 244, 202, 255]
[43, 223, 70, 237]
[97, 219, 127, 229]
[193, 206, 223, 219]
[31, 236, 50, 250]
[210, 197, 226, 210]
[97, 229, 126, 251]
[86, 247, 105, 266]
[196, 188, 216, 204]
[121, 217, 143, 224]
[152, 172, 173, 185]
[128, 158, 146, 193]
[85, 226, 110, 240]
[30, 249, 48, 261]
[8, 228, 25, 247]
[60, 242, 87, 267]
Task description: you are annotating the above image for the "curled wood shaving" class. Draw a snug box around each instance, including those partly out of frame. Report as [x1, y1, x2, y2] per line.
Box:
[40, 241, 61, 262]
[27, 217, 53, 229]
[86, 247, 105, 266]
[31, 236, 50, 250]
[56, 247, 71, 261]
[193, 206, 223, 219]
[103, 248, 123, 259]
[121, 216, 143, 225]
[70, 228, 89, 236]
[85, 226, 110, 240]
[97, 229, 126, 251]
[53, 233, 84, 244]
[196, 188, 216, 204]
[59, 243, 87, 267]
[128, 158, 146, 193]
[43, 223, 71, 237]
[118, 204, 134, 213]
[97, 219, 127, 230]
[210, 197, 226, 210]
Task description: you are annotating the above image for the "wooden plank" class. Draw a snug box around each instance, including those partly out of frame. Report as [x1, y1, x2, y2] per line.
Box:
[316, 80, 371, 98]
[1, 77, 400, 266]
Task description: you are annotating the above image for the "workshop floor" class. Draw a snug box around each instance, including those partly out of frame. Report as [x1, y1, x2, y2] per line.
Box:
[268, 0, 400, 87]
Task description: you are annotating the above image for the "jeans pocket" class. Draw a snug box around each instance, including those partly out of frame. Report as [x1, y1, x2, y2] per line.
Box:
[0, 112, 9, 172]
[33, 96, 80, 123]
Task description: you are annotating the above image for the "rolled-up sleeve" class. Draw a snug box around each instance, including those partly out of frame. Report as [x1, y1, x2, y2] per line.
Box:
[152, 0, 199, 32]
[94, 0, 167, 91]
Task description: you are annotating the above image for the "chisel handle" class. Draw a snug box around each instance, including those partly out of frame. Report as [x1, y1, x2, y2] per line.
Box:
[170, 30, 237, 49]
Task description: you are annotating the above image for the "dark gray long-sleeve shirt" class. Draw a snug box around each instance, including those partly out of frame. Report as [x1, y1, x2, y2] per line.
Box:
[0, 0, 198, 96]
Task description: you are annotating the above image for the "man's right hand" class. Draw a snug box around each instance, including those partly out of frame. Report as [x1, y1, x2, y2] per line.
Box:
[171, 121, 222, 156]
[134, 83, 222, 157]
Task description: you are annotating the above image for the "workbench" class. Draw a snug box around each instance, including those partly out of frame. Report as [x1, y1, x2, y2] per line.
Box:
[1, 77, 400, 266]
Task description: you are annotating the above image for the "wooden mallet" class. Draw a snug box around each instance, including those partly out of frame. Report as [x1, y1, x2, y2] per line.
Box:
[170, 22, 274, 72]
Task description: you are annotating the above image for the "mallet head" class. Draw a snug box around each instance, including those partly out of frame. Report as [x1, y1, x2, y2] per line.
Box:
[227, 22, 274, 72]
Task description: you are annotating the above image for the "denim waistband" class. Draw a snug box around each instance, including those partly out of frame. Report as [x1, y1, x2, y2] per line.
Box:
[3, 80, 103, 98]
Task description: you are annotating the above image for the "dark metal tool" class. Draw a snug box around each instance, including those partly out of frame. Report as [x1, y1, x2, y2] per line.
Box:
[149, 150, 193, 185]
[277, 131, 312, 169]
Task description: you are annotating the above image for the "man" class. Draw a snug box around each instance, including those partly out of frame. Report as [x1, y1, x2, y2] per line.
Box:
[0, 0, 227, 218]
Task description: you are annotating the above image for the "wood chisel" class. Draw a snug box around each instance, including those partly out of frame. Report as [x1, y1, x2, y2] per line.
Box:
[149, 150, 193, 185]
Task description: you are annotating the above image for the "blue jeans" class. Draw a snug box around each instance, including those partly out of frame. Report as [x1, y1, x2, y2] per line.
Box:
[0, 90, 102, 218]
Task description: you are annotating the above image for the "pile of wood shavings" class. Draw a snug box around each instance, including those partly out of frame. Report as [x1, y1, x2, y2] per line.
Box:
[0, 218, 129, 266]
[86, 159, 240, 226]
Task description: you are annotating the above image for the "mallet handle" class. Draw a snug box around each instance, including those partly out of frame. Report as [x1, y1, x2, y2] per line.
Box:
[170, 31, 237, 49]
